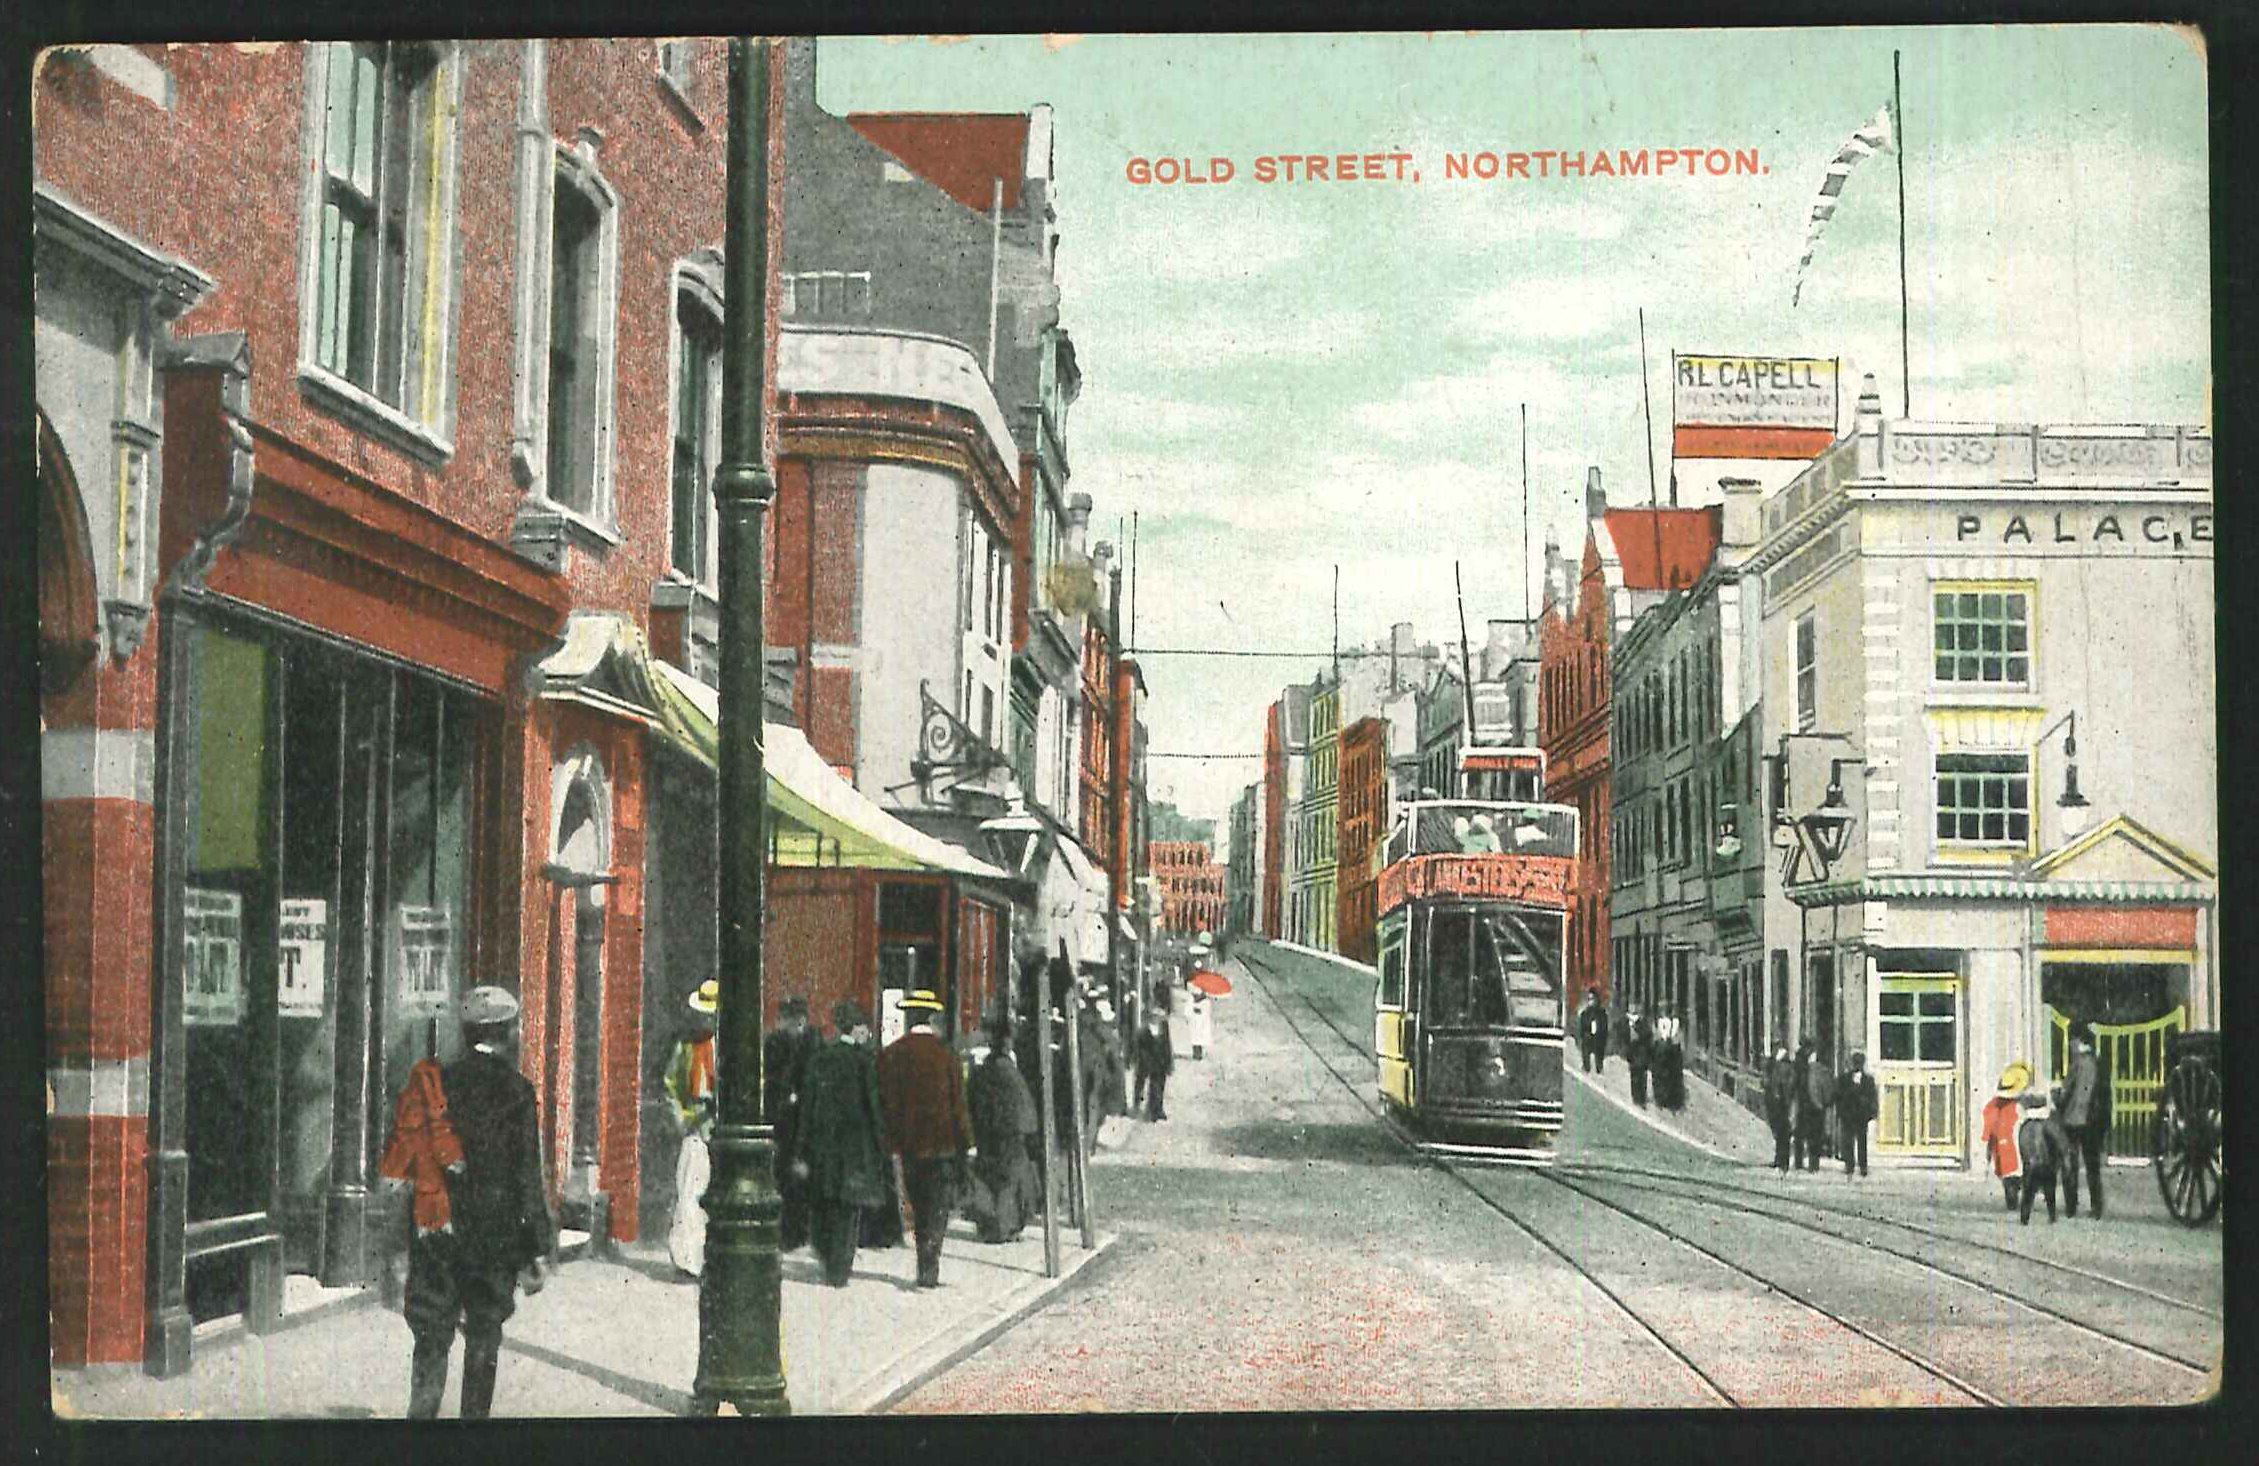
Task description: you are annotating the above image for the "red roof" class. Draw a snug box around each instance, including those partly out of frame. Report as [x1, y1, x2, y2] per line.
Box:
[846, 113, 1030, 216]
[1602, 506, 1722, 592]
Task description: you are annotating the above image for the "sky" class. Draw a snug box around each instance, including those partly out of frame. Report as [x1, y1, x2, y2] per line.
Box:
[817, 27, 2211, 832]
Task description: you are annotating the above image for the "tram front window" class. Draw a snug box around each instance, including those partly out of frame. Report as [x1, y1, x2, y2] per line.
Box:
[1427, 909, 1562, 1029]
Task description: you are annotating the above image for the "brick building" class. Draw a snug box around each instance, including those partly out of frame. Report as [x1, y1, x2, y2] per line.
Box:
[1538, 467, 1722, 1007]
[35, 39, 787, 1371]
[1335, 716, 1390, 964]
[1150, 841, 1226, 938]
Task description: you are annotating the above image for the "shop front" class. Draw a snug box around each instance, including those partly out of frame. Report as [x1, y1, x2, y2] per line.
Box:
[145, 374, 567, 1375]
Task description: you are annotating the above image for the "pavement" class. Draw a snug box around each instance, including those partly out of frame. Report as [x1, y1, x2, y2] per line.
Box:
[1566, 1045, 1779, 1166]
[52, 1204, 1111, 1419]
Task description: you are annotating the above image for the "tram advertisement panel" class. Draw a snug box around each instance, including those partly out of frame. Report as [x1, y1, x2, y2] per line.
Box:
[1380, 853, 1573, 912]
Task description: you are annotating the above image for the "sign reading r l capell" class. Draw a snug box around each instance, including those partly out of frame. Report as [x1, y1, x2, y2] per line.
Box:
[1673, 353, 1838, 460]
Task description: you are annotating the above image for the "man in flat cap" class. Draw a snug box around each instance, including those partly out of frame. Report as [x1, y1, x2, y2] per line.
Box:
[877, 988, 974, 1289]
[403, 985, 554, 1419]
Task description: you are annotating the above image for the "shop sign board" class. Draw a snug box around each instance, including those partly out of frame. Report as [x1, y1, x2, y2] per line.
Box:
[1672, 353, 1839, 459]
[397, 905, 455, 1020]
[184, 888, 245, 1027]
[278, 899, 329, 1019]
[1379, 854, 1574, 914]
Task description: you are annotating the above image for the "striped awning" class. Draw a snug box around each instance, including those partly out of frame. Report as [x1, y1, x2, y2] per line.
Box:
[1790, 875, 2215, 908]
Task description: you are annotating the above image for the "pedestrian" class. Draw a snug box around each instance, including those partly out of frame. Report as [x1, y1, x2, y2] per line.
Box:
[1185, 985, 1215, 1060]
[1792, 1039, 1830, 1171]
[1134, 1000, 1175, 1121]
[1576, 989, 1607, 1074]
[877, 989, 975, 1289]
[2059, 1022, 2109, 1219]
[1625, 1007, 1653, 1108]
[663, 980, 722, 1278]
[1834, 1050, 1879, 1178]
[763, 995, 820, 1252]
[1077, 986, 1116, 1155]
[790, 1000, 888, 1287]
[1655, 1011, 1687, 1112]
[1763, 1046, 1796, 1172]
[386, 985, 554, 1420]
[2015, 1088, 2071, 1225]
[1609, 1001, 1632, 1068]
[965, 1015, 1042, 1244]
[1981, 1061, 2034, 1212]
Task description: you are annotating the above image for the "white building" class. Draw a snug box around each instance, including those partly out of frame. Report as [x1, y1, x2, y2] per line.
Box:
[1748, 375, 2215, 1168]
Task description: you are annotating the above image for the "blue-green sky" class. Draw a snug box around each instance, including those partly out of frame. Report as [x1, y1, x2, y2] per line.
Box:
[820, 27, 2209, 829]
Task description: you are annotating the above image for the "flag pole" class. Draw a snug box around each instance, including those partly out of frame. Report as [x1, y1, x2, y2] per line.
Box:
[1895, 48, 1910, 417]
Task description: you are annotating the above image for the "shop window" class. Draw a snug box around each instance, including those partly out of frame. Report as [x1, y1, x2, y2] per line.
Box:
[1934, 751, 2031, 848]
[669, 277, 722, 585]
[301, 42, 458, 454]
[1933, 585, 2032, 687]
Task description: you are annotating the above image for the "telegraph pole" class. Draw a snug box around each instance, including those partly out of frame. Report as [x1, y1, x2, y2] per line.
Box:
[692, 36, 789, 1418]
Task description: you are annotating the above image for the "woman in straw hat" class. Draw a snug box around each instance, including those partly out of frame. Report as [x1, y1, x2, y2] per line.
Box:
[665, 980, 721, 1277]
[1980, 1061, 2034, 1212]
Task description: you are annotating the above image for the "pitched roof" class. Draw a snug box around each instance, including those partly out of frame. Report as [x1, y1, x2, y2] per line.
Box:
[845, 113, 1031, 215]
[1601, 506, 1722, 591]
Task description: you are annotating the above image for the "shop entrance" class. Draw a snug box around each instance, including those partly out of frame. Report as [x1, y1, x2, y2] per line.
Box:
[1876, 976, 1962, 1156]
[166, 612, 486, 1328]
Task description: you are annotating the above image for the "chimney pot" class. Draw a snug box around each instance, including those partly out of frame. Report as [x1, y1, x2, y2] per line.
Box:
[1585, 466, 1607, 522]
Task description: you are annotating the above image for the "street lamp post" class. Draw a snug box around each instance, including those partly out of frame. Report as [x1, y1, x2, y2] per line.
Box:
[2036, 710, 2093, 841]
[692, 36, 789, 1418]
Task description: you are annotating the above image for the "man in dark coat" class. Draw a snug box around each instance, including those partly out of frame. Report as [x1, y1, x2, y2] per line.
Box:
[1134, 1002, 1175, 1121]
[763, 996, 821, 1252]
[1792, 1039, 1831, 1171]
[2058, 1022, 2108, 1219]
[1834, 1050, 1879, 1177]
[403, 986, 555, 1420]
[877, 989, 975, 1288]
[1625, 1008, 1653, 1108]
[1763, 1046, 1796, 1172]
[965, 1016, 1042, 1243]
[788, 1000, 889, 1287]
[1576, 990, 1609, 1074]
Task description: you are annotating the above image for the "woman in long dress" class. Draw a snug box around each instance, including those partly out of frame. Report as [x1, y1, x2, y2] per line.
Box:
[665, 981, 720, 1277]
[965, 1017, 1042, 1242]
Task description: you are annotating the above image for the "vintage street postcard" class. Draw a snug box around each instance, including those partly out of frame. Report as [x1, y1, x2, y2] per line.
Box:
[35, 26, 2218, 1418]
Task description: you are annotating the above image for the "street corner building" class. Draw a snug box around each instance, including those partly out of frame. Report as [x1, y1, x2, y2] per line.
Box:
[1744, 379, 2215, 1169]
[1593, 373, 2216, 1170]
[36, 38, 1146, 1378]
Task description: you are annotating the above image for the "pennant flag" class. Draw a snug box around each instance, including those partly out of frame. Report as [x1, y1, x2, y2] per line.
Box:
[1792, 103, 1893, 307]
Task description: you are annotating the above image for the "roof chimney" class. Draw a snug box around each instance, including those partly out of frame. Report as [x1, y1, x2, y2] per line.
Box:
[1854, 372, 1885, 477]
[1719, 476, 1762, 552]
[1542, 536, 1570, 614]
[1067, 491, 1093, 555]
[1585, 466, 1607, 523]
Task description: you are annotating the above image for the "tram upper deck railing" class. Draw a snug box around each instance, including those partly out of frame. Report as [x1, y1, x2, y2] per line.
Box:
[1385, 801, 1579, 865]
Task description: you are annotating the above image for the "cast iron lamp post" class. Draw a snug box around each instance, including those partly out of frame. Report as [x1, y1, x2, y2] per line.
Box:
[692, 36, 790, 1418]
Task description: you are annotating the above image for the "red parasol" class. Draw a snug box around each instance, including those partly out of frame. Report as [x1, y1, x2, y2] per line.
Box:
[1188, 969, 1233, 998]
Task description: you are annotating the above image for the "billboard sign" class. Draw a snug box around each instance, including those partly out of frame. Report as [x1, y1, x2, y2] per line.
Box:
[1672, 353, 1839, 459]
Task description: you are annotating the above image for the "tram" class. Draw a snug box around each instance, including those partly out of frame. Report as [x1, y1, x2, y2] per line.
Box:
[1374, 745, 1577, 1159]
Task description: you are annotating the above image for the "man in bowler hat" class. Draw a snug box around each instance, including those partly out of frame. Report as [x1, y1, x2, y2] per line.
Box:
[401, 985, 554, 1419]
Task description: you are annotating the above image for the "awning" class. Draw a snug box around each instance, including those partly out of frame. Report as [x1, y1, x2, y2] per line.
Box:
[1790, 875, 2215, 909]
[651, 658, 1008, 880]
[1043, 831, 1113, 967]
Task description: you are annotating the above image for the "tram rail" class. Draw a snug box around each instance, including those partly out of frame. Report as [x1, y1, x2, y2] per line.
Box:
[1236, 942, 2214, 1408]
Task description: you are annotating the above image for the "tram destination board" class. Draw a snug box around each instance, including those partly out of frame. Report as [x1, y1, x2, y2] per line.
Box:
[1380, 853, 1574, 911]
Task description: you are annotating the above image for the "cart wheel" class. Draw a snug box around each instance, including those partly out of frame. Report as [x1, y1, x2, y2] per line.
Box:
[2153, 1057, 2223, 1226]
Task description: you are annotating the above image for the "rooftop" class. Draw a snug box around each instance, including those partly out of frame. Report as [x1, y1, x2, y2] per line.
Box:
[846, 112, 1033, 216]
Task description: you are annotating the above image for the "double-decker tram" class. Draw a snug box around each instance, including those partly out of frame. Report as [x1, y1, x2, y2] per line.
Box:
[1374, 746, 1577, 1161]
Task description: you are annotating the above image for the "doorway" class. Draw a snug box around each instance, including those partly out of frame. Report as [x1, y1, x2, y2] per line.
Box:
[1876, 976, 1961, 1156]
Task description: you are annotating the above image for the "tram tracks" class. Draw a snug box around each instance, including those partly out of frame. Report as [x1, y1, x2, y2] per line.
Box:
[1236, 944, 2216, 1407]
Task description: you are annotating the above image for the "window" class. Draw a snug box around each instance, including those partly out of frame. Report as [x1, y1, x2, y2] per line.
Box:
[546, 176, 606, 516]
[781, 270, 873, 320]
[1935, 752, 2030, 848]
[1794, 612, 1817, 731]
[1880, 985, 1957, 1063]
[669, 279, 722, 584]
[1933, 586, 2031, 687]
[303, 42, 457, 446]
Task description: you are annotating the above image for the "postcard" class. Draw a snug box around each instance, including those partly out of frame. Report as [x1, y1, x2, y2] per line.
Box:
[35, 27, 2216, 1417]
